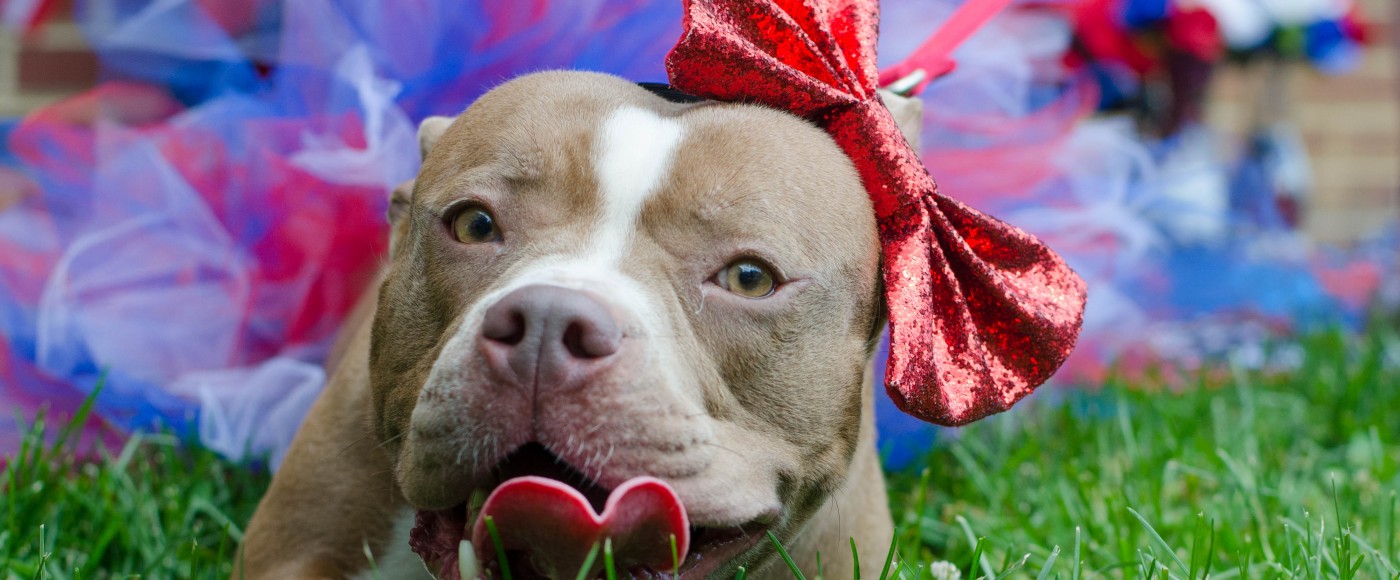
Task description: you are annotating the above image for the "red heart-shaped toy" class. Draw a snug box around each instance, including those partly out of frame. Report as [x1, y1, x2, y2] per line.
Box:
[469, 476, 691, 578]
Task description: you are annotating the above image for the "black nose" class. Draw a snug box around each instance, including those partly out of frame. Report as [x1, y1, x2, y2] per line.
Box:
[479, 285, 621, 390]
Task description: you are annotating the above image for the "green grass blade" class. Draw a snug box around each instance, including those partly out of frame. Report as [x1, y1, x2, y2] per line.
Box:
[30, 524, 49, 580]
[1036, 546, 1061, 580]
[671, 533, 680, 577]
[956, 515, 993, 578]
[604, 537, 617, 580]
[1072, 526, 1082, 580]
[767, 531, 807, 580]
[850, 537, 861, 580]
[360, 540, 382, 580]
[877, 532, 897, 580]
[575, 541, 601, 580]
[484, 516, 513, 580]
[53, 375, 104, 454]
[1127, 507, 1189, 576]
[1202, 518, 1215, 580]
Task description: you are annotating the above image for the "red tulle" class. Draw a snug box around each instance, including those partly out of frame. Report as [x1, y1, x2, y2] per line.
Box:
[666, 0, 1087, 425]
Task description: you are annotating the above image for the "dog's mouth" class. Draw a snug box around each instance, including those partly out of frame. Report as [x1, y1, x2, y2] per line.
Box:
[409, 442, 768, 579]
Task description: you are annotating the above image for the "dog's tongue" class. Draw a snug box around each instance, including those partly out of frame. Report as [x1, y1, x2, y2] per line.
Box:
[469, 476, 690, 578]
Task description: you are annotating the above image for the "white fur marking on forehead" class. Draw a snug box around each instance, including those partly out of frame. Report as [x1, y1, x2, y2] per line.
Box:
[592, 106, 684, 262]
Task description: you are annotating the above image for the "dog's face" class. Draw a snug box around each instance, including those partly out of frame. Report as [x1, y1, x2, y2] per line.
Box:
[370, 71, 883, 578]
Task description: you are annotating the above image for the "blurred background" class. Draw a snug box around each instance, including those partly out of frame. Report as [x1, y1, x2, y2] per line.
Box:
[3, 0, 1395, 243]
[0, 0, 1396, 467]
[1204, 0, 1397, 245]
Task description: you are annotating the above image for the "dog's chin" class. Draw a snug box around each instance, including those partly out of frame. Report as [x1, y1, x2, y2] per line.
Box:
[407, 442, 770, 579]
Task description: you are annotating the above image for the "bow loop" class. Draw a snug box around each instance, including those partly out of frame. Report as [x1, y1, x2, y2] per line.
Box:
[667, 0, 874, 115]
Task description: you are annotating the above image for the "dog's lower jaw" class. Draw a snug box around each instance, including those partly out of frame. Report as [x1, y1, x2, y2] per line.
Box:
[763, 377, 893, 580]
[402, 364, 893, 580]
[407, 439, 891, 580]
[774, 438, 893, 579]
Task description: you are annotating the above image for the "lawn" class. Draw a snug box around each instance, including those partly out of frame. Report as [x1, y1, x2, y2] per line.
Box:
[2, 326, 1397, 578]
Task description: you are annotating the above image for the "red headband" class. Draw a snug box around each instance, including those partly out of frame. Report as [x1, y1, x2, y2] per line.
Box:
[666, 0, 1087, 426]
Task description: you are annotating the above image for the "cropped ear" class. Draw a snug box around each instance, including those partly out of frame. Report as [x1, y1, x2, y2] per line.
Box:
[418, 115, 454, 159]
[389, 116, 456, 224]
[876, 89, 924, 150]
[388, 116, 455, 252]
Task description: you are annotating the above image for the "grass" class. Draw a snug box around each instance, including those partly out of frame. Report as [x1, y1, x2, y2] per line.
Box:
[2, 325, 1397, 578]
[888, 325, 1400, 579]
[1, 394, 268, 579]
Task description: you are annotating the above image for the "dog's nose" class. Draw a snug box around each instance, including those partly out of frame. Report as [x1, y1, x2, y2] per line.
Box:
[480, 285, 621, 390]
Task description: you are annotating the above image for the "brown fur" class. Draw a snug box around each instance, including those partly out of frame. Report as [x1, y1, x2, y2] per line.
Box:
[240, 71, 915, 579]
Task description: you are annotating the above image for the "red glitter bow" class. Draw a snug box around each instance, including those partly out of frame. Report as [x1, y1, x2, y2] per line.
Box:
[666, 0, 1087, 426]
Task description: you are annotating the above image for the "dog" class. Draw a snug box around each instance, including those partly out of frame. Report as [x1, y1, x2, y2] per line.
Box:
[239, 70, 929, 579]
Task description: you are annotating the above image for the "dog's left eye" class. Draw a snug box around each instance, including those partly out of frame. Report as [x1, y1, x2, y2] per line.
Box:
[451, 205, 501, 243]
[716, 258, 777, 298]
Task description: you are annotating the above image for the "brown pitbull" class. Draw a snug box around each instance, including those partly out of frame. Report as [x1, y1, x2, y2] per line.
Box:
[240, 70, 927, 579]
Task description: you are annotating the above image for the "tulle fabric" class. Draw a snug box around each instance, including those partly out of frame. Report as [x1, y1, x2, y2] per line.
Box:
[0, 0, 680, 465]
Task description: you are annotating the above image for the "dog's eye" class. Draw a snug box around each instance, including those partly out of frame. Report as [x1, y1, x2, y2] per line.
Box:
[451, 205, 500, 243]
[717, 259, 777, 298]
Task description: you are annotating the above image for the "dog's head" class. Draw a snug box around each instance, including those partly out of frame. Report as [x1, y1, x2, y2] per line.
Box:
[371, 71, 909, 578]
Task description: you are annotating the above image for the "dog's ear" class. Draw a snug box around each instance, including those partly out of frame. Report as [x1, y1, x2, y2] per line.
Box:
[387, 177, 414, 256]
[387, 116, 456, 254]
[388, 178, 414, 226]
[388, 116, 455, 226]
[877, 90, 923, 150]
[418, 115, 453, 158]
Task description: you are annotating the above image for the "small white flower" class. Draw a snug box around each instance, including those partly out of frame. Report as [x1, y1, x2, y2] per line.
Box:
[927, 561, 962, 580]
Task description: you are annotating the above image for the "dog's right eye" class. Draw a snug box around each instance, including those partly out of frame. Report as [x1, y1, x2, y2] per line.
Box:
[451, 205, 501, 243]
[716, 258, 778, 298]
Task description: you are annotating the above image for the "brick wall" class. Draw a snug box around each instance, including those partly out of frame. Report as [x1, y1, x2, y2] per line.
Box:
[1208, 0, 1400, 245]
[0, 0, 97, 117]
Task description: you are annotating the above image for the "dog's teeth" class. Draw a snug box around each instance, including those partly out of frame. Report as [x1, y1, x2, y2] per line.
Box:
[458, 540, 480, 579]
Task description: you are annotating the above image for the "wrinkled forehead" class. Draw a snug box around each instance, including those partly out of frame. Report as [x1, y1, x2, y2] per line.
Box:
[415, 71, 873, 263]
[416, 72, 685, 194]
